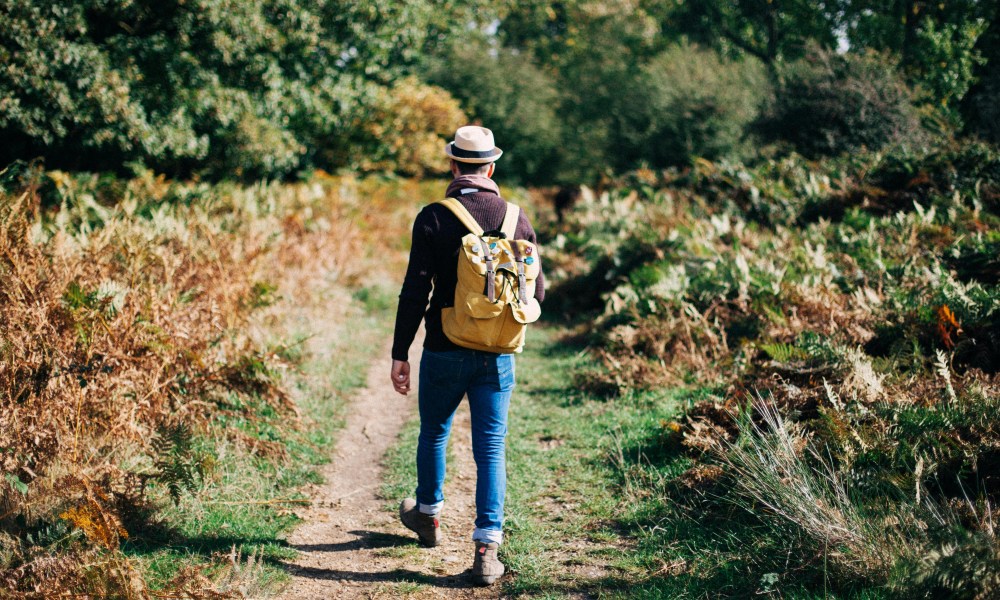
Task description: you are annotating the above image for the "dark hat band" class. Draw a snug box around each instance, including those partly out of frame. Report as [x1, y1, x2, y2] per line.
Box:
[450, 145, 500, 159]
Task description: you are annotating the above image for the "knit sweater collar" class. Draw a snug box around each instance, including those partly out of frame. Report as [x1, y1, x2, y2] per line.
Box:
[445, 174, 500, 198]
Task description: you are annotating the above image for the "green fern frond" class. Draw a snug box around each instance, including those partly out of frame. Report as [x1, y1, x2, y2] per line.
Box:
[151, 423, 201, 505]
[760, 342, 809, 363]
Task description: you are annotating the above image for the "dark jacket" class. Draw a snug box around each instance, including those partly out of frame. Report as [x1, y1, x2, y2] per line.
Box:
[391, 175, 546, 361]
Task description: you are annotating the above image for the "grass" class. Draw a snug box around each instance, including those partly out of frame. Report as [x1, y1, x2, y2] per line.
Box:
[378, 324, 908, 598]
[380, 418, 421, 509]
[127, 283, 396, 594]
[379, 325, 708, 597]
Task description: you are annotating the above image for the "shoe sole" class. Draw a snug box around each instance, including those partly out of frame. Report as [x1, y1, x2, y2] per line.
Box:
[472, 573, 502, 586]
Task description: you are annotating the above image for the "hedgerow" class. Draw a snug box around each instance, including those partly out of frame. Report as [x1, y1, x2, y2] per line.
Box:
[0, 164, 383, 597]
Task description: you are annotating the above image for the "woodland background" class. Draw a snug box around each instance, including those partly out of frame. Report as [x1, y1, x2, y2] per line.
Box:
[3, 0, 1000, 182]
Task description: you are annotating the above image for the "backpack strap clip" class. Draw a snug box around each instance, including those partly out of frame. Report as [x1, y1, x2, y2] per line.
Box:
[510, 243, 527, 306]
[479, 236, 496, 303]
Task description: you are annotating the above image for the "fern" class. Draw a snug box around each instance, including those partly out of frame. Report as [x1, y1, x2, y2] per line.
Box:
[934, 349, 957, 403]
[151, 423, 202, 505]
[760, 342, 809, 363]
[905, 532, 1000, 598]
[797, 331, 844, 365]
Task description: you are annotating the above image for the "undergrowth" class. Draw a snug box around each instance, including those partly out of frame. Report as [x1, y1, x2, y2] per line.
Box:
[540, 140, 1000, 597]
[0, 165, 421, 597]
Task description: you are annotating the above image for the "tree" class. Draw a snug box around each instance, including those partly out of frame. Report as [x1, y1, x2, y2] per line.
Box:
[426, 39, 565, 184]
[649, 0, 839, 66]
[834, 0, 996, 123]
[0, 0, 492, 179]
[961, 4, 1000, 141]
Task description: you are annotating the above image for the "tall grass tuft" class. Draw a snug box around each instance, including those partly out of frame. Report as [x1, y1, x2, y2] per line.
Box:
[718, 395, 900, 582]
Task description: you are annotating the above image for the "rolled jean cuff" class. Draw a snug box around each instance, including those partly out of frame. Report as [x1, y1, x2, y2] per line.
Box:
[472, 527, 503, 545]
[419, 501, 443, 516]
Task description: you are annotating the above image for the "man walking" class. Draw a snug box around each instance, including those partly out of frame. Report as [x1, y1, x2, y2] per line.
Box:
[390, 126, 545, 585]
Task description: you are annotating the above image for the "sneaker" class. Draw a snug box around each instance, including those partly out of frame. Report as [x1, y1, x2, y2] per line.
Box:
[399, 498, 441, 547]
[471, 541, 505, 585]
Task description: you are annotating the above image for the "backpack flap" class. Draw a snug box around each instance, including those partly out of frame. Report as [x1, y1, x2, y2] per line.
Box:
[462, 294, 506, 319]
[438, 198, 542, 353]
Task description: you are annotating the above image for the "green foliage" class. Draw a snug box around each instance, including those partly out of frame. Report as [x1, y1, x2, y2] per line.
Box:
[655, 0, 839, 65]
[3, 473, 28, 496]
[961, 8, 1000, 143]
[427, 40, 565, 184]
[910, 17, 987, 124]
[150, 424, 202, 506]
[758, 49, 925, 157]
[542, 139, 1000, 595]
[758, 342, 808, 363]
[964, 65, 1000, 144]
[499, 1, 664, 69]
[836, 0, 995, 124]
[0, 0, 485, 180]
[867, 140, 1000, 200]
[902, 531, 1000, 598]
[5, 0, 1000, 184]
[629, 44, 770, 167]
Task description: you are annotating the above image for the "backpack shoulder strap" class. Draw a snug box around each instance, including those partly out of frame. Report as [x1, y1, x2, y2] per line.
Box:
[437, 198, 484, 236]
[500, 202, 520, 239]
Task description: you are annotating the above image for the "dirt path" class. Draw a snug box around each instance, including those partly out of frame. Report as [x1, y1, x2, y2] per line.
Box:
[279, 331, 500, 600]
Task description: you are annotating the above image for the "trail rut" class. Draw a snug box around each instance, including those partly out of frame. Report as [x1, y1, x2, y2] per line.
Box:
[279, 331, 500, 599]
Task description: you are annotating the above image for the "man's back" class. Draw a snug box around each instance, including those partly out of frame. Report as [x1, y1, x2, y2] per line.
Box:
[391, 175, 545, 362]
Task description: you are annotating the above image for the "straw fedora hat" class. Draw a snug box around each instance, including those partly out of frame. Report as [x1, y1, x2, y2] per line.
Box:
[444, 126, 503, 164]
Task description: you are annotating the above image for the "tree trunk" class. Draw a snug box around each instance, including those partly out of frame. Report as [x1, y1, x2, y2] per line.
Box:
[766, 0, 780, 62]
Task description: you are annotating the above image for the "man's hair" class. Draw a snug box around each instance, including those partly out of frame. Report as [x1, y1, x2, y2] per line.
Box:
[453, 160, 493, 175]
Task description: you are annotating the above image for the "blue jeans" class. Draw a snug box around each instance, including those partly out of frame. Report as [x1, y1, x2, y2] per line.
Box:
[415, 348, 515, 545]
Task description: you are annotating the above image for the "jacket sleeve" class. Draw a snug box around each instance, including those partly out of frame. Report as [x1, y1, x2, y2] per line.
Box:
[517, 210, 546, 303]
[392, 208, 435, 361]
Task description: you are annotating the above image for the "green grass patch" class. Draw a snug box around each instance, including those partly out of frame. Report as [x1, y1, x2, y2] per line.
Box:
[127, 286, 396, 593]
[376, 325, 904, 598]
[500, 328, 690, 598]
[380, 417, 421, 509]
[379, 327, 685, 596]
[379, 326, 899, 598]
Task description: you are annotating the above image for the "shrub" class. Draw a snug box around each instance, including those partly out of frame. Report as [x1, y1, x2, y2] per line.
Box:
[351, 77, 467, 178]
[627, 44, 771, 167]
[0, 169, 380, 596]
[427, 41, 565, 184]
[542, 142, 1000, 593]
[758, 49, 926, 158]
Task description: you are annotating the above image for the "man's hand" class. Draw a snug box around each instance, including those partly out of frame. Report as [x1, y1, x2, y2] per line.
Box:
[391, 360, 411, 395]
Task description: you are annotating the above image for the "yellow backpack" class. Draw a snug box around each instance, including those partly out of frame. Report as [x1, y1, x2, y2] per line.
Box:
[438, 198, 542, 354]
